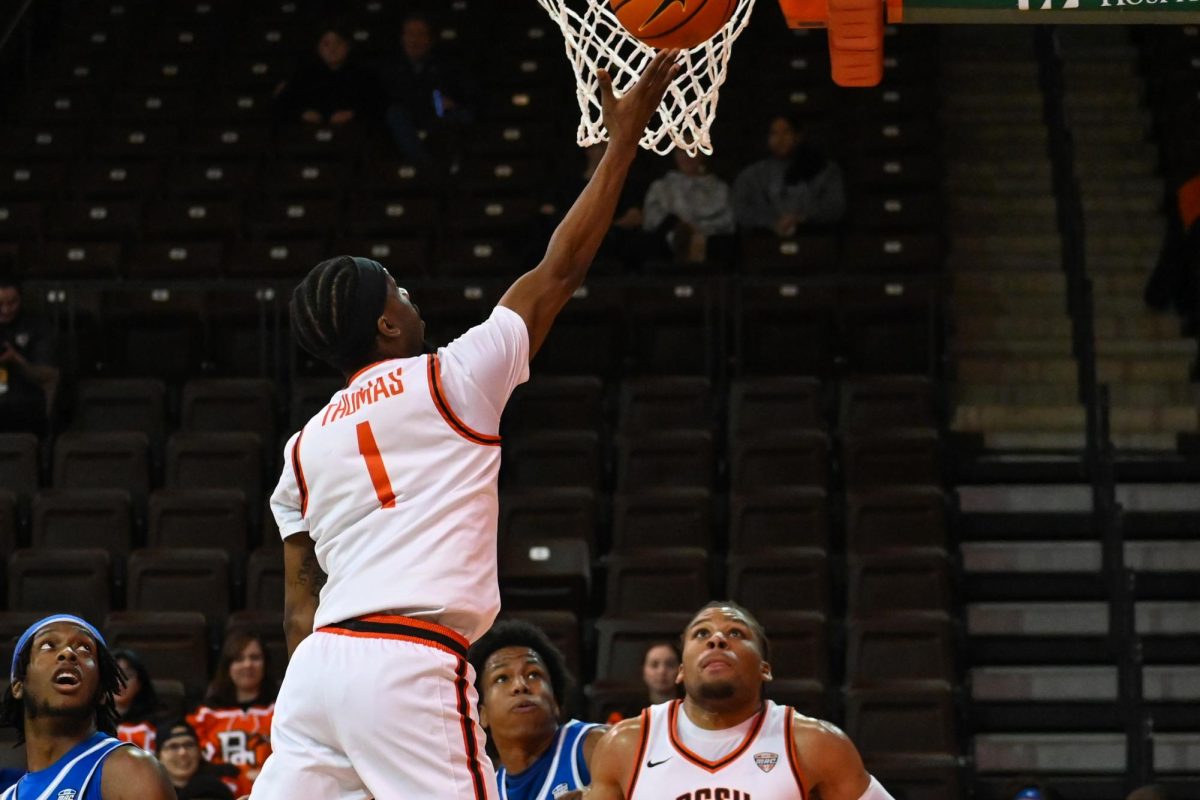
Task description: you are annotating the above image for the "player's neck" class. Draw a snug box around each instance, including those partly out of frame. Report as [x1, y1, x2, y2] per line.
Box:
[495, 725, 559, 775]
[680, 696, 763, 731]
[24, 720, 98, 771]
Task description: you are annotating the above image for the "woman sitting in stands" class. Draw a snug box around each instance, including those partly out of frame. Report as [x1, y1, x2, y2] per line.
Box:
[114, 648, 163, 751]
[187, 632, 276, 798]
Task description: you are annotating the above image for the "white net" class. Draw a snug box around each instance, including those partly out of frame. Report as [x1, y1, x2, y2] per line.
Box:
[535, 0, 759, 156]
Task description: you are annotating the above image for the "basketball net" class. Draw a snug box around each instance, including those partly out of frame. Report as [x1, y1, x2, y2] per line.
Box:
[536, 0, 759, 156]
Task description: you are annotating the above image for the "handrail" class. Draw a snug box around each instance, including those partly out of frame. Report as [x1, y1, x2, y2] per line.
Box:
[1035, 27, 1149, 790]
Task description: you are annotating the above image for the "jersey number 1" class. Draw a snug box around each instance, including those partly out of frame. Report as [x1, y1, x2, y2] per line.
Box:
[356, 421, 397, 508]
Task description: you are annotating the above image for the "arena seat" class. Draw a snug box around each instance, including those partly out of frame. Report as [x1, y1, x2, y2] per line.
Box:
[729, 488, 830, 552]
[845, 681, 959, 760]
[728, 377, 826, 438]
[31, 489, 132, 555]
[611, 488, 715, 552]
[849, 550, 954, 616]
[0, 433, 40, 505]
[104, 611, 210, 697]
[164, 432, 263, 502]
[730, 430, 830, 491]
[617, 376, 714, 433]
[841, 430, 942, 487]
[616, 431, 714, 491]
[180, 379, 277, 439]
[0, 201, 44, 242]
[594, 613, 692, 682]
[125, 241, 225, 278]
[501, 431, 603, 490]
[839, 376, 937, 431]
[246, 197, 339, 240]
[739, 234, 839, 275]
[0, 491, 16, 556]
[499, 488, 600, 556]
[726, 549, 830, 615]
[244, 547, 284, 613]
[0, 161, 67, 201]
[165, 160, 257, 199]
[261, 160, 351, 198]
[847, 612, 957, 685]
[52, 432, 150, 510]
[735, 282, 836, 375]
[227, 239, 325, 278]
[758, 610, 830, 683]
[8, 548, 112, 618]
[502, 376, 606, 435]
[846, 486, 948, 555]
[499, 534, 591, 615]
[126, 548, 231, 626]
[148, 489, 248, 554]
[604, 548, 710, 615]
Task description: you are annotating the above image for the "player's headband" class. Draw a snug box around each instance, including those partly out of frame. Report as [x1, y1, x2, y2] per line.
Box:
[10, 614, 107, 683]
[331, 256, 391, 365]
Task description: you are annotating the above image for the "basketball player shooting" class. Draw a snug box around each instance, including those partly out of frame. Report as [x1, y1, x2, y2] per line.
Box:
[585, 603, 898, 800]
[251, 50, 681, 800]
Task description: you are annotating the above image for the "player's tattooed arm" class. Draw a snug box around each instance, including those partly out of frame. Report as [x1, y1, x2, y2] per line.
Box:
[283, 531, 324, 658]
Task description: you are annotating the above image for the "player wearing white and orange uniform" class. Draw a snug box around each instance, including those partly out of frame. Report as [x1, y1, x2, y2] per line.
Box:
[249, 51, 682, 800]
[586, 603, 898, 800]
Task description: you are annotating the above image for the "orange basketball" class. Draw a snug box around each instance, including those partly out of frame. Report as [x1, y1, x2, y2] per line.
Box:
[611, 0, 736, 49]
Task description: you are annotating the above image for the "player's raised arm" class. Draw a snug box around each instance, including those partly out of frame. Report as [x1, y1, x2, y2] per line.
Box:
[500, 49, 681, 358]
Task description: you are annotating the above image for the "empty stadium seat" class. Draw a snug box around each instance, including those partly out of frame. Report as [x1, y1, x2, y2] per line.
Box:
[31, 489, 132, 554]
[227, 240, 325, 278]
[611, 489, 715, 552]
[126, 548, 231, 624]
[617, 377, 714, 433]
[147, 489, 248, 553]
[499, 534, 590, 615]
[726, 549, 830, 615]
[104, 611, 210, 697]
[604, 548, 710, 615]
[0, 491, 16, 555]
[840, 376, 937, 431]
[8, 548, 112, 617]
[29, 242, 122, 278]
[736, 283, 835, 376]
[0, 433, 39, 504]
[842, 430, 942, 487]
[245, 547, 283, 612]
[52, 432, 150, 509]
[729, 489, 830, 552]
[759, 610, 830, 683]
[180, 379, 276, 439]
[847, 612, 957, 685]
[501, 432, 602, 490]
[740, 234, 839, 275]
[72, 379, 167, 448]
[729, 377, 825, 438]
[594, 613, 692, 682]
[849, 550, 954, 616]
[501, 376, 605, 435]
[165, 432, 263, 501]
[499, 488, 599, 556]
[847, 487, 948, 555]
[616, 431, 714, 491]
[125, 241, 224, 278]
[845, 681, 959, 760]
[730, 431, 830, 491]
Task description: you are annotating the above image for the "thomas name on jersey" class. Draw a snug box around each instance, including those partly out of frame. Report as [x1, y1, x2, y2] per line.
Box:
[320, 366, 406, 425]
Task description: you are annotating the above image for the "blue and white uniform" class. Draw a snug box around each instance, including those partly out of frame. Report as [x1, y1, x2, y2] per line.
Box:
[496, 720, 602, 800]
[0, 731, 130, 800]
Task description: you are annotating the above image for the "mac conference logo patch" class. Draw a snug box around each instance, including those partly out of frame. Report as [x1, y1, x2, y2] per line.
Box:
[754, 752, 779, 773]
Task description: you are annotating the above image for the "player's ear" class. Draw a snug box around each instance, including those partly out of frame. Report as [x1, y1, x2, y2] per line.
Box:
[479, 703, 489, 729]
[9, 679, 22, 700]
[674, 663, 684, 686]
[760, 660, 773, 683]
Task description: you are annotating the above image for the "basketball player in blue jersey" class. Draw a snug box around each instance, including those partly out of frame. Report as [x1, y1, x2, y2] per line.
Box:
[469, 621, 606, 800]
[0, 615, 176, 800]
[586, 602, 898, 800]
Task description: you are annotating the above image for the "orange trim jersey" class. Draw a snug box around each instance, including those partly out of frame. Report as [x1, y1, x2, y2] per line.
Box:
[271, 307, 530, 641]
[629, 700, 806, 800]
[188, 702, 274, 796]
[117, 720, 156, 752]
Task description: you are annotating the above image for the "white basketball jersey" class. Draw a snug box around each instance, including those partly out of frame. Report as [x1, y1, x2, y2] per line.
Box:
[629, 700, 806, 800]
[271, 307, 529, 642]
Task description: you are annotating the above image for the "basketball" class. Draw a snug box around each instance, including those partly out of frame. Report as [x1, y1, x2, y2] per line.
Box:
[611, 0, 736, 49]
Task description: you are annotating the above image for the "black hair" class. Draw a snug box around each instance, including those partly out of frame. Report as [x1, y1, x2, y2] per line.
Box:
[1, 630, 126, 745]
[291, 255, 378, 374]
[154, 717, 199, 754]
[112, 648, 160, 723]
[682, 601, 772, 663]
[468, 620, 572, 708]
[0, 270, 19, 292]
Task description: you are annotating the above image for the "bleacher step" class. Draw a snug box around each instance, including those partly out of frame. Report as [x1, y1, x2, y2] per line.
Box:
[961, 541, 1200, 573]
[967, 602, 1200, 636]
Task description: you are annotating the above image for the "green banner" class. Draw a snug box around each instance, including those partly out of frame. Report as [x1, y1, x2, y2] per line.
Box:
[900, 0, 1200, 23]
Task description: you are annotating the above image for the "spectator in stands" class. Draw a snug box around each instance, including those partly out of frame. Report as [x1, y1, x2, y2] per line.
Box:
[0, 273, 58, 436]
[641, 641, 681, 705]
[187, 632, 275, 798]
[373, 13, 476, 166]
[114, 649, 161, 752]
[732, 115, 846, 236]
[469, 620, 606, 800]
[155, 720, 235, 800]
[643, 150, 736, 265]
[274, 27, 380, 127]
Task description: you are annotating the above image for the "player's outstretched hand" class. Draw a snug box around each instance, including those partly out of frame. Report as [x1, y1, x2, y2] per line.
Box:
[597, 49, 682, 149]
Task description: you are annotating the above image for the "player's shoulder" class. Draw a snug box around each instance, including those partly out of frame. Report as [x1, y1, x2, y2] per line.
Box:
[789, 709, 855, 750]
[788, 710, 866, 784]
[596, 713, 646, 753]
[101, 745, 175, 799]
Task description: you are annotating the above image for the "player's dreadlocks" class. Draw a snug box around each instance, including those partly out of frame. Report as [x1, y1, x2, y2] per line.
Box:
[291, 255, 389, 374]
[469, 620, 573, 707]
[1, 632, 127, 745]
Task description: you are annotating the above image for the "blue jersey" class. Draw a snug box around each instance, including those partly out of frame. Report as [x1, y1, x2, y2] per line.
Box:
[497, 719, 602, 800]
[0, 732, 130, 800]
